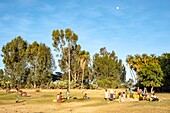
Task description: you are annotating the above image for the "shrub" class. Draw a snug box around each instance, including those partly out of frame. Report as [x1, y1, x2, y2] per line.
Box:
[97, 78, 119, 88]
[35, 89, 41, 92]
[55, 80, 68, 89]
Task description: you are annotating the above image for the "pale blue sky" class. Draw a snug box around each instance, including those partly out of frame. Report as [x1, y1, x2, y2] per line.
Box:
[0, 0, 170, 79]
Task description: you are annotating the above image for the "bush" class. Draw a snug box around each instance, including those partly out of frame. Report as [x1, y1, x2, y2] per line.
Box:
[89, 83, 98, 89]
[55, 80, 68, 89]
[70, 81, 81, 89]
[97, 78, 119, 88]
[35, 89, 41, 92]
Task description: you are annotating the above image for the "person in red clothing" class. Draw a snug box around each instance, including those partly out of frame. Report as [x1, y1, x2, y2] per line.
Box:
[57, 92, 62, 103]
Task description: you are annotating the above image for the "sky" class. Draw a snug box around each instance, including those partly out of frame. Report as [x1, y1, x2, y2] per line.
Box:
[0, 0, 170, 80]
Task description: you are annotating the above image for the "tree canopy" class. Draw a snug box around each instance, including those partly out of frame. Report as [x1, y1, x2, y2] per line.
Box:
[126, 54, 164, 92]
[93, 47, 126, 88]
[1, 36, 55, 88]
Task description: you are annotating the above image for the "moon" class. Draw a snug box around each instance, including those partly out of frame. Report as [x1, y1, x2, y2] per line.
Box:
[116, 7, 119, 10]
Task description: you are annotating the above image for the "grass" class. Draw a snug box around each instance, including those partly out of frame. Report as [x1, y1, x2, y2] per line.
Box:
[0, 89, 170, 113]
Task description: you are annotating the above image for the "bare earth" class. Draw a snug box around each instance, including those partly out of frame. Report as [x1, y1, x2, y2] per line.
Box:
[0, 89, 170, 113]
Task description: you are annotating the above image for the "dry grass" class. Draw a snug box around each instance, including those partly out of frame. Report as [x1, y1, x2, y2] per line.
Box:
[0, 89, 170, 113]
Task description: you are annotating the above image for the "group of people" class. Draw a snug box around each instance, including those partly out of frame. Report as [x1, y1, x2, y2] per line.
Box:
[104, 87, 161, 102]
[57, 88, 70, 103]
[56, 90, 90, 103]
[137, 87, 148, 99]
[56, 87, 161, 103]
[104, 89, 125, 102]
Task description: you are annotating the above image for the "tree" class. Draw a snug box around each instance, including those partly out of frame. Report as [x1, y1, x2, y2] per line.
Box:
[126, 55, 136, 84]
[52, 28, 78, 91]
[158, 53, 170, 87]
[126, 54, 164, 93]
[125, 78, 134, 88]
[26, 42, 55, 88]
[120, 65, 126, 83]
[1, 36, 28, 88]
[0, 69, 4, 87]
[137, 59, 164, 93]
[79, 50, 90, 89]
[93, 47, 126, 88]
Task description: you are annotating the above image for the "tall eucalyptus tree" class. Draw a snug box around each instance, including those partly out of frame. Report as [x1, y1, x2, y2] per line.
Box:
[52, 28, 78, 90]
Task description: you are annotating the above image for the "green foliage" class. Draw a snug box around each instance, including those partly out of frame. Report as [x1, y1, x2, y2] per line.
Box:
[137, 62, 164, 88]
[158, 53, 170, 86]
[35, 89, 41, 92]
[0, 69, 3, 87]
[93, 47, 126, 88]
[2, 36, 28, 88]
[1, 37, 55, 89]
[52, 28, 92, 89]
[123, 78, 134, 88]
[89, 83, 98, 89]
[97, 78, 119, 88]
[126, 54, 164, 92]
[55, 80, 68, 89]
[26, 42, 55, 88]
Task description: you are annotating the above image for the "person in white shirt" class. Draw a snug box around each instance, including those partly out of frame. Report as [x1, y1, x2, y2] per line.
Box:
[151, 93, 159, 101]
[105, 89, 108, 100]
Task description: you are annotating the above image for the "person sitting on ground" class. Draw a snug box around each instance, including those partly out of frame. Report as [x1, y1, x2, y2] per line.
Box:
[83, 93, 90, 100]
[126, 88, 130, 98]
[57, 92, 62, 103]
[137, 87, 140, 95]
[16, 87, 27, 96]
[151, 93, 159, 101]
[57, 94, 59, 100]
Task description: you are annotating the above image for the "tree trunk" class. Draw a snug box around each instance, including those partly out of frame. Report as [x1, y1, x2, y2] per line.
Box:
[129, 69, 134, 82]
[81, 68, 84, 89]
[151, 86, 154, 94]
[34, 82, 36, 89]
[68, 41, 71, 91]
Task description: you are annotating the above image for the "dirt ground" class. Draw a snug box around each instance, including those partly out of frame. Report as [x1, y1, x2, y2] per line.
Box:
[0, 89, 170, 113]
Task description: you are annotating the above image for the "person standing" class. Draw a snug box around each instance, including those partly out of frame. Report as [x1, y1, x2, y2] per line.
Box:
[110, 89, 114, 101]
[16, 91, 20, 103]
[105, 89, 108, 100]
[66, 88, 70, 99]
